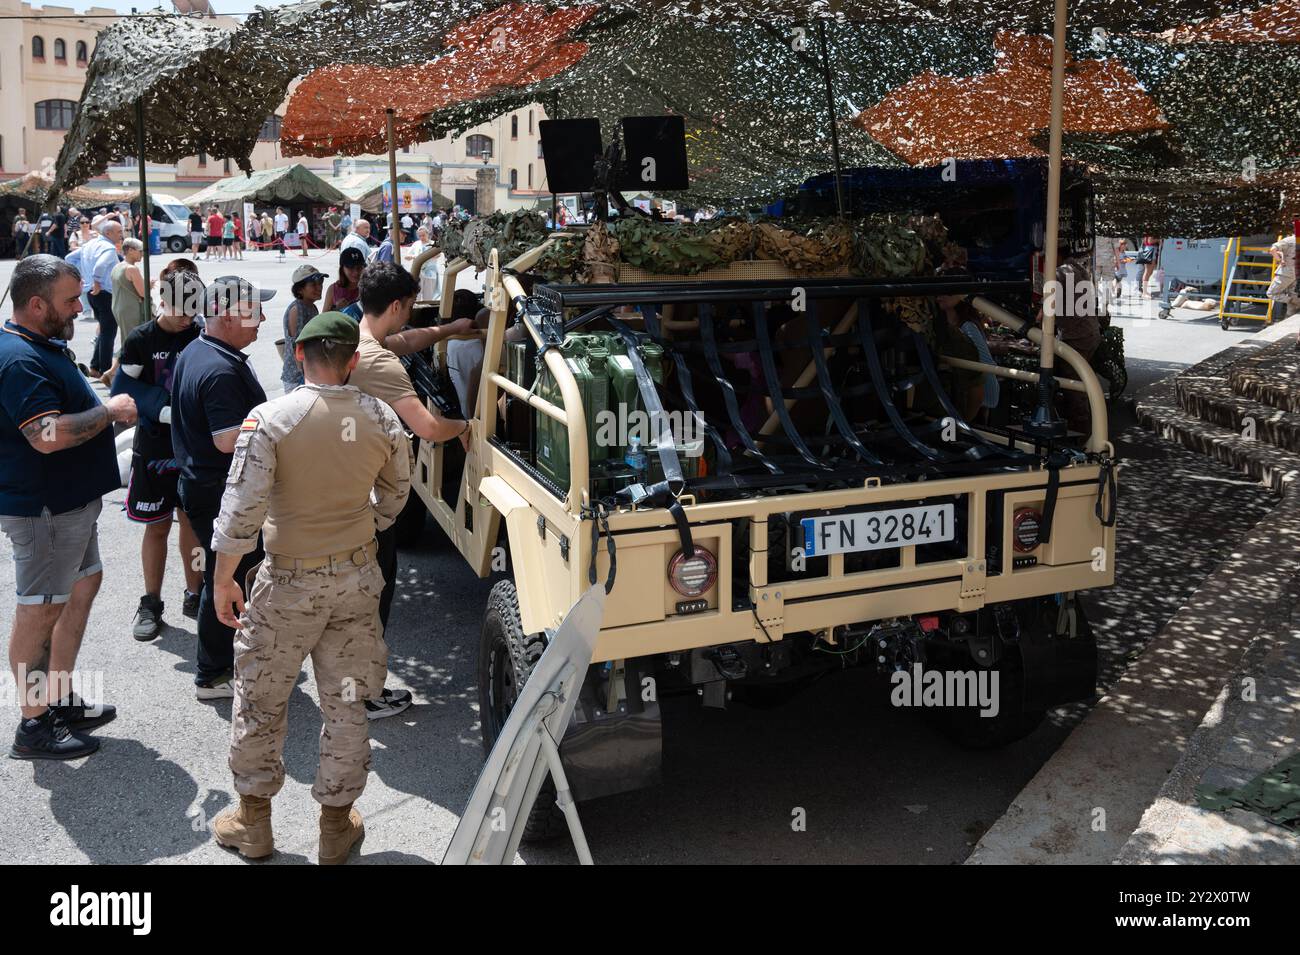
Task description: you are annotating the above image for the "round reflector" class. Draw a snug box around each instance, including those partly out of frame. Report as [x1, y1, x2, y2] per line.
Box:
[1012, 508, 1042, 553]
[668, 547, 717, 597]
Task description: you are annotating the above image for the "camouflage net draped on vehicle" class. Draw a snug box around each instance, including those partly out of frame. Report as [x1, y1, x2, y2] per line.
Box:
[50, 1, 1299, 237]
[526, 215, 938, 281]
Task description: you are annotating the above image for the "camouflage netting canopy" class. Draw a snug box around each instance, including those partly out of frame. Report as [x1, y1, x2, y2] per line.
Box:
[50, 0, 497, 199]
[53, 0, 1300, 237]
[0, 171, 137, 213]
[183, 163, 349, 212]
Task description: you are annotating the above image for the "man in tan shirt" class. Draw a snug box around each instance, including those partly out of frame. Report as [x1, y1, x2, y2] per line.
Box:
[208, 311, 410, 865]
[346, 262, 473, 719]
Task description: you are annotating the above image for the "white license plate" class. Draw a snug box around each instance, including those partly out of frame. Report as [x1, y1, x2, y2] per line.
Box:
[801, 503, 955, 557]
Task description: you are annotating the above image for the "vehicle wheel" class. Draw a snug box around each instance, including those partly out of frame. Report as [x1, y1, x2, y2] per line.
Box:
[477, 580, 566, 842]
[925, 648, 1045, 750]
[1108, 366, 1128, 400]
[1220, 314, 1233, 330]
[393, 492, 426, 548]
[166, 236, 188, 253]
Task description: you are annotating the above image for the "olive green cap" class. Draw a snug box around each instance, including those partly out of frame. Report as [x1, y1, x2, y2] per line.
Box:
[296, 310, 360, 347]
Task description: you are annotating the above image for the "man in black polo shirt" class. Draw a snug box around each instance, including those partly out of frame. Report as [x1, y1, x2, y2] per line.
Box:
[172, 275, 274, 699]
[188, 207, 203, 255]
[0, 255, 137, 760]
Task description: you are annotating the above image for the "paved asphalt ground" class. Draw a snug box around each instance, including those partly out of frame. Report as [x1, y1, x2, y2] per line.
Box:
[0, 250, 1282, 864]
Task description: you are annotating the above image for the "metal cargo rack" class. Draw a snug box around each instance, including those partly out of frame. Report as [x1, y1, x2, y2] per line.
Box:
[507, 275, 1102, 505]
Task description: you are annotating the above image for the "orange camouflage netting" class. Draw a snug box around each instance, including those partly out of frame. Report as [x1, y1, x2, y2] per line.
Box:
[1163, 0, 1300, 43]
[855, 32, 1169, 167]
[281, 3, 596, 157]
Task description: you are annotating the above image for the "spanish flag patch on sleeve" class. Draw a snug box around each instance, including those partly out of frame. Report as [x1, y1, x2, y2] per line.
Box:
[240, 416, 259, 432]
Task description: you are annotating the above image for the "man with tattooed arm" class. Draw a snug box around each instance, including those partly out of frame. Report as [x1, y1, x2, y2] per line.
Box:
[0, 255, 137, 761]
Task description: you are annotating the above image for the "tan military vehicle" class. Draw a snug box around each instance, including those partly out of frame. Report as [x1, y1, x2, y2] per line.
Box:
[401, 223, 1116, 840]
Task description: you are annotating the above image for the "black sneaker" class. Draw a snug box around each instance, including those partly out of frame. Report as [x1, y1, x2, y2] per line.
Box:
[182, 590, 200, 620]
[51, 692, 117, 731]
[364, 687, 413, 720]
[10, 711, 100, 760]
[132, 595, 164, 641]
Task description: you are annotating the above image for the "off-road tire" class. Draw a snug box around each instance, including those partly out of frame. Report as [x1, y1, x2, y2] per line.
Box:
[925, 652, 1045, 749]
[477, 580, 566, 842]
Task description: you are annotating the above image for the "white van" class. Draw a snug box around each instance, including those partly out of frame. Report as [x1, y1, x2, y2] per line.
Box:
[148, 193, 199, 252]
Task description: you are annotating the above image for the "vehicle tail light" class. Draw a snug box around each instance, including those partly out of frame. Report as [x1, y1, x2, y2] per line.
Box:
[1012, 508, 1043, 553]
[668, 546, 717, 597]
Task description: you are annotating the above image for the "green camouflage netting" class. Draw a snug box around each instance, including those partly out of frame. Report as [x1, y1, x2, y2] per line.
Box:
[51, 1, 1299, 237]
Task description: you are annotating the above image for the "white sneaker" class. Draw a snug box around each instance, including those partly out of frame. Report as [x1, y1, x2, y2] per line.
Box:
[364, 688, 413, 720]
[196, 675, 235, 700]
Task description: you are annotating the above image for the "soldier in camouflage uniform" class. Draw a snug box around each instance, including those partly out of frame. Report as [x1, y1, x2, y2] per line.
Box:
[207, 311, 410, 865]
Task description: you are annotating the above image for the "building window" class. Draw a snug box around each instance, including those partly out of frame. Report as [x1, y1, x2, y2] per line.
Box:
[509, 168, 518, 190]
[528, 110, 534, 135]
[197, 150, 207, 166]
[34, 99, 75, 130]
[466, 134, 492, 159]
[257, 115, 281, 141]
[53, 39, 66, 62]
[537, 141, 544, 158]
[32, 36, 44, 60]
[511, 115, 518, 140]
[76, 41, 87, 65]
[527, 163, 533, 188]
[223, 157, 231, 174]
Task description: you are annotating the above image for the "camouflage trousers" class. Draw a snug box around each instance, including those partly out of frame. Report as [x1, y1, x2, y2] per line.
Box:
[229, 552, 388, 807]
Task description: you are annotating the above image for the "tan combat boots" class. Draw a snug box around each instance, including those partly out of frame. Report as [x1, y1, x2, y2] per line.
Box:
[319, 803, 365, 865]
[212, 795, 274, 859]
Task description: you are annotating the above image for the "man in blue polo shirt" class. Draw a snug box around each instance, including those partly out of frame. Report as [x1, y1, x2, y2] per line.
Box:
[0, 255, 137, 760]
[172, 275, 274, 700]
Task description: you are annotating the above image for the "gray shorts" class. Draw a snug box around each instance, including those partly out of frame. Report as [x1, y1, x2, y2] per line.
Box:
[0, 499, 103, 605]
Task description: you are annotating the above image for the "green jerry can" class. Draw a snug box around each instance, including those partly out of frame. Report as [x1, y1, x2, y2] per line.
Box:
[535, 342, 610, 491]
[527, 330, 672, 494]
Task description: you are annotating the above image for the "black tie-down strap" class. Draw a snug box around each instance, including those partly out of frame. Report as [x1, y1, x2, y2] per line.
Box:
[1035, 452, 1071, 545]
[638, 305, 734, 474]
[853, 299, 954, 464]
[805, 301, 884, 466]
[698, 304, 782, 475]
[613, 481, 694, 559]
[906, 327, 1029, 463]
[607, 315, 687, 496]
[585, 502, 617, 595]
[751, 302, 831, 471]
[1095, 455, 1118, 527]
[606, 315, 695, 560]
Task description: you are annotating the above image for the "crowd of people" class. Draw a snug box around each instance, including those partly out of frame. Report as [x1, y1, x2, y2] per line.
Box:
[2, 233, 478, 863]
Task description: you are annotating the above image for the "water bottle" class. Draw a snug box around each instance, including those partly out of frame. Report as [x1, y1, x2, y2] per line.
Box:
[625, 435, 648, 485]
